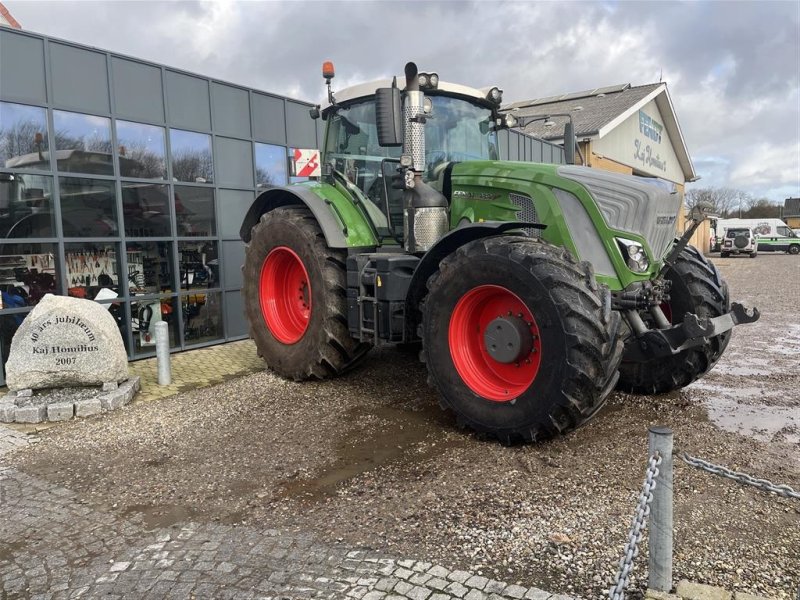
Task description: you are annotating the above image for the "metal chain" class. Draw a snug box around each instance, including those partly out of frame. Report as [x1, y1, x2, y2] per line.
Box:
[680, 452, 800, 500]
[609, 452, 663, 600]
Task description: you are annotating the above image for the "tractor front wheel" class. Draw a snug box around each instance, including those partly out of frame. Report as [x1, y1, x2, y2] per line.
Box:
[243, 206, 369, 380]
[421, 236, 623, 443]
[616, 245, 731, 395]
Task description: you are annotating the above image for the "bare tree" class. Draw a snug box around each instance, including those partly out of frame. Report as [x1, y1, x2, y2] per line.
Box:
[685, 187, 752, 218]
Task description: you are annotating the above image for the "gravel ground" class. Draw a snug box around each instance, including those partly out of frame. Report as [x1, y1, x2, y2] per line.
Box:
[7, 253, 799, 599]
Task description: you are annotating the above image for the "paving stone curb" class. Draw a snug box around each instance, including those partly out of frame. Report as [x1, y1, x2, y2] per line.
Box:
[0, 376, 140, 424]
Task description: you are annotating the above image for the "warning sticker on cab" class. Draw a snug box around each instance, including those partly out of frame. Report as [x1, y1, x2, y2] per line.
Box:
[291, 149, 321, 177]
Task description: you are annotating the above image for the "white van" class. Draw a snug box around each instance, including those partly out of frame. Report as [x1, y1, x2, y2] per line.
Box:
[714, 218, 800, 255]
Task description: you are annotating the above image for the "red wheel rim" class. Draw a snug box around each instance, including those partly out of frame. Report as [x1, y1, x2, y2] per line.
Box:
[448, 285, 542, 402]
[259, 246, 311, 344]
[660, 301, 673, 324]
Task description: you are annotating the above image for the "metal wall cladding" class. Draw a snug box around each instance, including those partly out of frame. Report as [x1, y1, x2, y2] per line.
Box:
[111, 57, 165, 123]
[0, 31, 47, 104]
[557, 165, 682, 259]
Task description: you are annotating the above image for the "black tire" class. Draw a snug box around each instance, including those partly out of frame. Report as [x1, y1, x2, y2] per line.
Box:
[788, 244, 800, 255]
[421, 236, 623, 444]
[242, 206, 369, 380]
[617, 245, 731, 395]
[749, 252, 757, 258]
[720, 252, 730, 258]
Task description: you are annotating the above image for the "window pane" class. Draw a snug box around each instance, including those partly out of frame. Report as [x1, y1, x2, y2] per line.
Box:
[170, 129, 213, 183]
[131, 296, 178, 356]
[126, 241, 174, 294]
[59, 176, 118, 237]
[116, 120, 167, 179]
[255, 142, 287, 188]
[0, 173, 56, 238]
[178, 241, 218, 289]
[0, 102, 50, 170]
[64, 242, 121, 300]
[122, 182, 171, 237]
[174, 186, 215, 236]
[0, 243, 58, 308]
[96, 299, 129, 354]
[53, 110, 113, 176]
[182, 291, 223, 345]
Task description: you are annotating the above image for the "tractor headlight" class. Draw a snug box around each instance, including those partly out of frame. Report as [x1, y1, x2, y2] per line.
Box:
[418, 72, 439, 89]
[429, 73, 439, 87]
[503, 113, 517, 128]
[418, 74, 428, 88]
[617, 238, 650, 273]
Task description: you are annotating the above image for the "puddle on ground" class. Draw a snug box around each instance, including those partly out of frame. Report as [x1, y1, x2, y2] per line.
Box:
[702, 397, 800, 444]
[278, 403, 464, 501]
[688, 381, 799, 443]
[120, 503, 198, 529]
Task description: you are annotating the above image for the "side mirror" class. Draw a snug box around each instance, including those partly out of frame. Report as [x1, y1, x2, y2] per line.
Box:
[375, 86, 403, 147]
[563, 121, 576, 165]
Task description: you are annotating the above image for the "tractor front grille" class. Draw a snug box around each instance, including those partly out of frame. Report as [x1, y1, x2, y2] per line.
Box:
[508, 193, 540, 238]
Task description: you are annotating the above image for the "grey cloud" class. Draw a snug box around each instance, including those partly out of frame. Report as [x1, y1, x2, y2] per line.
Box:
[5, 0, 798, 201]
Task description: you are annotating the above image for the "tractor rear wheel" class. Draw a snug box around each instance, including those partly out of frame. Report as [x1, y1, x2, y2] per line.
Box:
[421, 236, 623, 443]
[242, 206, 369, 380]
[616, 245, 731, 395]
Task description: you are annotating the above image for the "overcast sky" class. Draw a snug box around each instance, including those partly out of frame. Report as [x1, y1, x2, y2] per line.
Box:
[6, 0, 799, 202]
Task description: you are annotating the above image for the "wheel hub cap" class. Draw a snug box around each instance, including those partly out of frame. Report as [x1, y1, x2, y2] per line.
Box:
[483, 316, 533, 364]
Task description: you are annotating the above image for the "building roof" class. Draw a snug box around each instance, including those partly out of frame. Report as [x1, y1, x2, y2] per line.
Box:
[784, 197, 800, 217]
[504, 82, 697, 181]
[0, 2, 21, 29]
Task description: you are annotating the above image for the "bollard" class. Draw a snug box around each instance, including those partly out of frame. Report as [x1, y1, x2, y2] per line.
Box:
[648, 425, 673, 592]
[155, 321, 172, 386]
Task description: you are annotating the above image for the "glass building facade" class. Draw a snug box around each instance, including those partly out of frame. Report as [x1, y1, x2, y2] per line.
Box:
[0, 27, 321, 385]
[0, 28, 563, 385]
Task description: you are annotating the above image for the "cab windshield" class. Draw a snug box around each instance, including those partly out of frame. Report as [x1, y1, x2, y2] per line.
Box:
[324, 94, 498, 195]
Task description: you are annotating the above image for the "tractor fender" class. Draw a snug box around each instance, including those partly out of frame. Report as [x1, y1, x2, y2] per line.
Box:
[239, 185, 349, 248]
[404, 221, 545, 337]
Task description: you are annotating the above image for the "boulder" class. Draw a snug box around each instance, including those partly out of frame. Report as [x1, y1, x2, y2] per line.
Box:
[5, 294, 128, 391]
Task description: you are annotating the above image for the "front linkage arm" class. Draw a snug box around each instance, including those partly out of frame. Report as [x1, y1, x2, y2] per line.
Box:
[624, 204, 760, 361]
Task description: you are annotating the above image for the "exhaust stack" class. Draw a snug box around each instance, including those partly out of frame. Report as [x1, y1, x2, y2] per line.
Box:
[401, 62, 449, 254]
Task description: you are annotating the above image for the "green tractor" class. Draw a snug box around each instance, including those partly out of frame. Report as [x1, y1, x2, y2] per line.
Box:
[240, 62, 759, 443]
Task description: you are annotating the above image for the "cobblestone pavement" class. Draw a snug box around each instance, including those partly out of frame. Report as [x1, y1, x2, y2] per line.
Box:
[0, 435, 575, 600]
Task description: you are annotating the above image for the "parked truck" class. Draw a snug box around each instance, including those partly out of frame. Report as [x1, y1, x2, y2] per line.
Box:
[712, 217, 800, 254]
[239, 62, 759, 443]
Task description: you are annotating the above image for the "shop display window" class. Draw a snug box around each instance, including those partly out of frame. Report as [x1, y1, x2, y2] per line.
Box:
[131, 295, 178, 356]
[178, 241, 218, 290]
[59, 176, 119, 237]
[122, 182, 171, 237]
[125, 241, 174, 294]
[0, 173, 56, 238]
[182, 291, 223, 345]
[116, 120, 167, 179]
[0, 102, 50, 170]
[170, 129, 213, 184]
[174, 186, 215, 236]
[53, 110, 113, 176]
[255, 142, 287, 187]
[95, 298, 129, 353]
[0, 243, 58, 309]
[64, 242, 121, 300]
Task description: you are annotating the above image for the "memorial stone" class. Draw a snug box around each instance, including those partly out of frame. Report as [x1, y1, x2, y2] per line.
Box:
[5, 294, 128, 391]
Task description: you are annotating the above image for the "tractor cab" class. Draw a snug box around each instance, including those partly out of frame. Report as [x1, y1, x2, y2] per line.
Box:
[316, 66, 507, 245]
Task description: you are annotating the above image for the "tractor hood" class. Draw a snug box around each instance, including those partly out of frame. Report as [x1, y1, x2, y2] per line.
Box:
[555, 165, 683, 261]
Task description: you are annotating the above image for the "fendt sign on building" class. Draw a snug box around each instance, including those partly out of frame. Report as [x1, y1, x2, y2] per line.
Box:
[592, 99, 685, 185]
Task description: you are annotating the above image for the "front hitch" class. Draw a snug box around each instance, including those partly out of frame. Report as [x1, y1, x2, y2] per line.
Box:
[624, 302, 760, 361]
